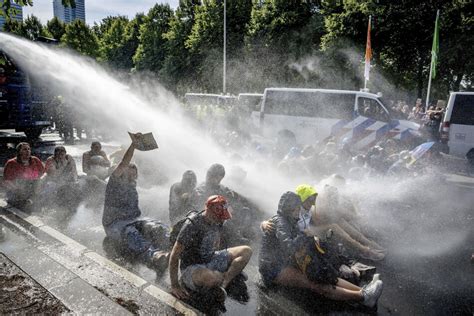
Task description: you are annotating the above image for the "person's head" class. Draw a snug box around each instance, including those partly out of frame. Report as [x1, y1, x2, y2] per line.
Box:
[16, 142, 31, 161]
[204, 195, 232, 224]
[206, 163, 225, 187]
[181, 170, 197, 191]
[278, 191, 302, 221]
[295, 184, 318, 211]
[90, 141, 102, 154]
[54, 146, 67, 161]
[122, 163, 138, 183]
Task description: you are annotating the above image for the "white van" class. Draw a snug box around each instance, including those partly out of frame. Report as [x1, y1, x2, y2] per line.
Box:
[251, 88, 420, 150]
[440, 92, 474, 158]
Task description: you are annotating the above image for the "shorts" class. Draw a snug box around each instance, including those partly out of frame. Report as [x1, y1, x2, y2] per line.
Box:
[181, 250, 231, 291]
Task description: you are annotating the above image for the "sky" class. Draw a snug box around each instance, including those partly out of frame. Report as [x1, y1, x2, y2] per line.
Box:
[23, 0, 179, 25]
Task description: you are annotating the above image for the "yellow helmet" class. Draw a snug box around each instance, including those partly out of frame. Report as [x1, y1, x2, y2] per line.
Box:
[295, 184, 317, 203]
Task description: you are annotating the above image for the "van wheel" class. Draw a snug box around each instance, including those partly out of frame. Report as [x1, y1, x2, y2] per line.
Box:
[24, 128, 43, 139]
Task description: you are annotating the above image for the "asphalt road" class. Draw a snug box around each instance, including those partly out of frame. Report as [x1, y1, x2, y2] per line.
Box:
[1, 131, 473, 315]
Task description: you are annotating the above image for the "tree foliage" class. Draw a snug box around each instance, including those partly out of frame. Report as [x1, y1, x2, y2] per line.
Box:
[133, 4, 173, 72]
[60, 20, 99, 58]
[1, 0, 472, 98]
[46, 16, 66, 40]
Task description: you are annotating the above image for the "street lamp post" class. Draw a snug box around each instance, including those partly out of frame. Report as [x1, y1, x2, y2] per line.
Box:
[223, 0, 226, 94]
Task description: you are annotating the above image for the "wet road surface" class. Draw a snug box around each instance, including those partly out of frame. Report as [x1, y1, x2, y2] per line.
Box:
[1, 132, 473, 315]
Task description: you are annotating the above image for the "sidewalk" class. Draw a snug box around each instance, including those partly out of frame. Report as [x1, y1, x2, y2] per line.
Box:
[0, 202, 199, 315]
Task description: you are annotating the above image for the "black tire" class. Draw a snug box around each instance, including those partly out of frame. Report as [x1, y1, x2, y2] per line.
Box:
[24, 128, 43, 139]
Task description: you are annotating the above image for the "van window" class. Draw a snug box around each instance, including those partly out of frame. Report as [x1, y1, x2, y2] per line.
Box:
[451, 95, 474, 125]
[264, 90, 354, 119]
[358, 97, 390, 122]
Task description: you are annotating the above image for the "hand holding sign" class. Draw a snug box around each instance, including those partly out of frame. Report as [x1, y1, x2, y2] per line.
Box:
[128, 132, 158, 151]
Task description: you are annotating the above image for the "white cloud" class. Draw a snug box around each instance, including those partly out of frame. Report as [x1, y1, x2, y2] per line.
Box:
[23, 0, 179, 25]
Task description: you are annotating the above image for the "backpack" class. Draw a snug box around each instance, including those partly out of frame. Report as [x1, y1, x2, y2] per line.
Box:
[169, 209, 204, 245]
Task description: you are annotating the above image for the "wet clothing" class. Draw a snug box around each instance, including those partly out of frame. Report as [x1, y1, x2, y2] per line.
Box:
[103, 173, 140, 227]
[259, 192, 306, 285]
[4, 157, 44, 181]
[4, 157, 44, 206]
[176, 213, 225, 271]
[44, 155, 77, 184]
[181, 249, 231, 291]
[102, 173, 168, 259]
[169, 182, 198, 225]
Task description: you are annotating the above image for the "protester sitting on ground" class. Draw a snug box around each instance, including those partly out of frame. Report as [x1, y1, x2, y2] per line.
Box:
[260, 184, 317, 233]
[102, 138, 169, 271]
[82, 141, 111, 179]
[310, 185, 385, 261]
[258, 191, 383, 307]
[44, 146, 77, 184]
[195, 163, 261, 243]
[3, 142, 44, 209]
[169, 195, 252, 302]
[169, 170, 198, 225]
[42, 146, 78, 206]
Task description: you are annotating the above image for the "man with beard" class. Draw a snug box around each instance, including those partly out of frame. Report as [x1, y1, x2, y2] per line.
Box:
[3, 142, 44, 209]
[102, 139, 169, 271]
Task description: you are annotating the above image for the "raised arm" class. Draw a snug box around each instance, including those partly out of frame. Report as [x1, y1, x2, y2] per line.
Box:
[112, 142, 135, 177]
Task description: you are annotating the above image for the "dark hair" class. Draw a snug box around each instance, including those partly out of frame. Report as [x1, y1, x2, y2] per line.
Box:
[54, 146, 66, 157]
[91, 141, 101, 148]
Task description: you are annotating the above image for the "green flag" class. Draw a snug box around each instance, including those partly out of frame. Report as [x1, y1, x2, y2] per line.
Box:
[430, 10, 440, 79]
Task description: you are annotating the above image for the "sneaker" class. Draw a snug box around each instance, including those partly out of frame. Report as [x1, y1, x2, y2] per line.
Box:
[362, 280, 384, 308]
[372, 273, 380, 282]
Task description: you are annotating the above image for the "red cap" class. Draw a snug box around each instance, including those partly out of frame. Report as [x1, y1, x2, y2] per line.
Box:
[205, 195, 232, 220]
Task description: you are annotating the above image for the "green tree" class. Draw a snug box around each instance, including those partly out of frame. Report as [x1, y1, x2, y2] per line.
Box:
[23, 14, 46, 40]
[243, 0, 325, 91]
[97, 16, 129, 67]
[133, 4, 173, 72]
[61, 19, 99, 58]
[321, 0, 473, 98]
[160, 0, 201, 92]
[46, 16, 66, 41]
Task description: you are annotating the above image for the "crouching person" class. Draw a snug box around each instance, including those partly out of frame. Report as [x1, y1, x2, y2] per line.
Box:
[259, 191, 383, 308]
[169, 195, 252, 304]
[102, 139, 169, 271]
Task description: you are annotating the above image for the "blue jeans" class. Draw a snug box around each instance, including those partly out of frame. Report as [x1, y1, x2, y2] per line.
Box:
[104, 218, 155, 259]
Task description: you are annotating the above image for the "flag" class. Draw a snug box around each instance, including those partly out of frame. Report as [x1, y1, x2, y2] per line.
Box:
[430, 10, 440, 79]
[364, 16, 372, 81]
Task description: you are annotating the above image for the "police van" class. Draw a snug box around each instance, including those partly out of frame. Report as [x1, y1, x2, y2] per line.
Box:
[251, 88, 420, 149]
[439, 92, 474, 158]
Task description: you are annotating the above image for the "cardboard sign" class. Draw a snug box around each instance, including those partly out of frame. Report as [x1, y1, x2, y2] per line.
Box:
[128, 132, 158, 151]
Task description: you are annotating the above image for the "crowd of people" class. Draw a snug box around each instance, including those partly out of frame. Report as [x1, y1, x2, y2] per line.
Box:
[2, 135, 390, 311]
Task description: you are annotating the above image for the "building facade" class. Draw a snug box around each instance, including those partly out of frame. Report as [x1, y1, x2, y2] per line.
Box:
[53, 0, 85, 23]
[0, 1, 23, 30]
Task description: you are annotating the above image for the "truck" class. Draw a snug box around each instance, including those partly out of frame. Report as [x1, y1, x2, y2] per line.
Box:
[0, 49, 51, 139]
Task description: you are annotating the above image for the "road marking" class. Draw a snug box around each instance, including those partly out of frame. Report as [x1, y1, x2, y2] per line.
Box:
[84, 251, 147, 288]
[38, 225, 88, 253]
[143, 285, 200, 316]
